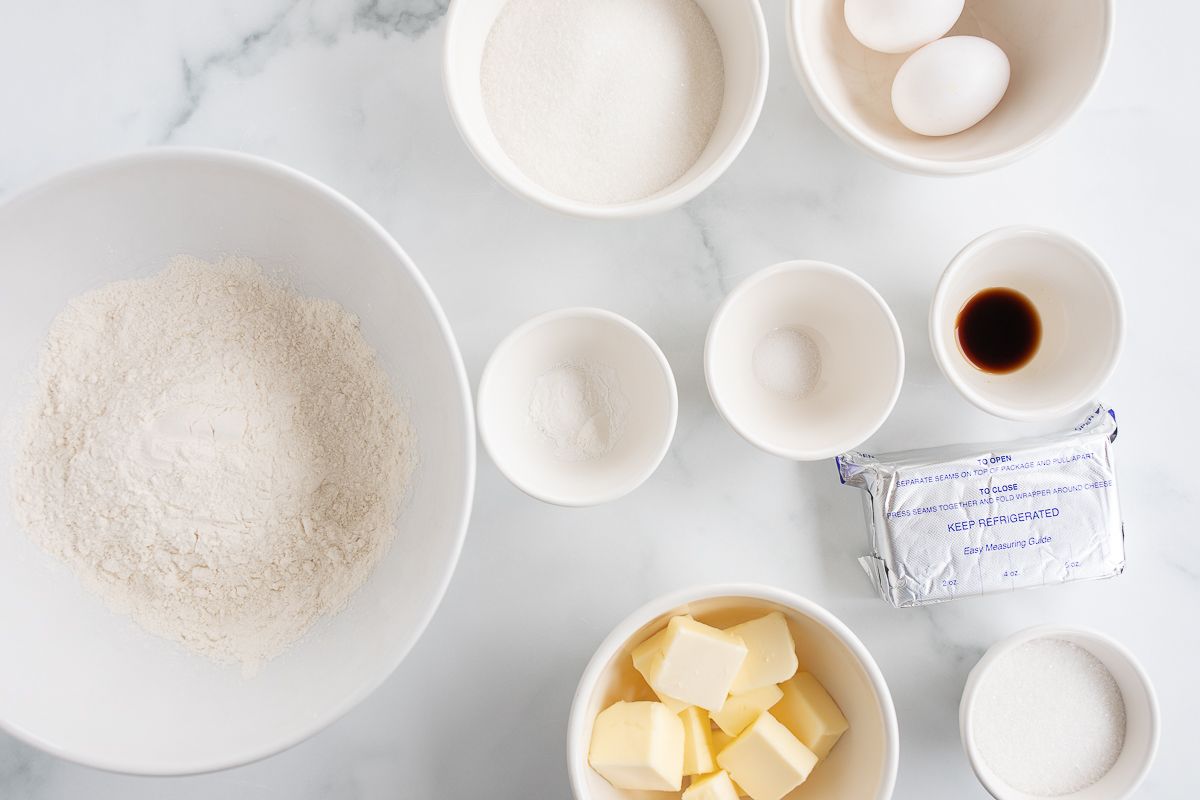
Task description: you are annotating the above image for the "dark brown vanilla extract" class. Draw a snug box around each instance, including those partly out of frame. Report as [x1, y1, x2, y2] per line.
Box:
[955, 288, 1042, 374]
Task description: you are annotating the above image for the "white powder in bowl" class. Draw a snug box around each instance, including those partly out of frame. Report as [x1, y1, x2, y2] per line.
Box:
[480, 0, 725, 205]
[753, 328, 822, 399]
[10, 255, 416, 673]
[972, 638, 1127, 796]
[528, 360, 629, 461]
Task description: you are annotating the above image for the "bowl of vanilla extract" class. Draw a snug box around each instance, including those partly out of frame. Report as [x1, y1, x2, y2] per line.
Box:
[929, 226, 1124, 421]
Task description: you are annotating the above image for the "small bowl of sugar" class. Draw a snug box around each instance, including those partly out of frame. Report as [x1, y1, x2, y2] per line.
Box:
[443, 0, 768, 218]
[960, 625, 1159, 800]
[477, 308, 678, 506]
[704, 260, 904, 461]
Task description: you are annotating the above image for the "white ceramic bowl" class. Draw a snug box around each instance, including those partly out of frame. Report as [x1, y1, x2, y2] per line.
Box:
[930, 226, 1123, 421]
[960, 625, 1159, 800]
[787, 0, 1114, 174]
[0, 149, 475, 774]
[443, 0, 769, 218]
[705, 261, 904, 460]
[567, 584, 899, 800]
[477, 308, 677, 506]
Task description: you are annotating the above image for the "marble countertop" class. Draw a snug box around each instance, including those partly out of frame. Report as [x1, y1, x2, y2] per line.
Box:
[0, 1, 1195, 798]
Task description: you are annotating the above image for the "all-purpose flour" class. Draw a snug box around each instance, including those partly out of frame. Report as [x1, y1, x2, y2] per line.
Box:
[10, 255, 416, 672]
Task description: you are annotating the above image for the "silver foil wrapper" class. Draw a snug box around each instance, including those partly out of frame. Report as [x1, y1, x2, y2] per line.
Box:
[837, 406, 1125, 608]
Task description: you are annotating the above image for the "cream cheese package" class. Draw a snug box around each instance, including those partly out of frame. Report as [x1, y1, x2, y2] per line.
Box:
[837, 406, 1124, 607]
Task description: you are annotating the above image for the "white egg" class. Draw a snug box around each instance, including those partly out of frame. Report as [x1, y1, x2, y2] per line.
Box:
[843, 0, 965, 54]
[891, 36, 1010, 137]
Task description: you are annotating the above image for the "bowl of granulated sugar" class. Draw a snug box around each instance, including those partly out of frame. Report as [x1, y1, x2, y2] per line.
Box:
[443, 0, 769, 218]
[960, 625, 1159, 800]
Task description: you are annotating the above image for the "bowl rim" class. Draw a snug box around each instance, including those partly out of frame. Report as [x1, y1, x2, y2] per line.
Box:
[566, 582, 901, 800]
[0, 146, 477, 776]
[785, 0, 1117, 176]
[476, 306, 679, 507]
[928, 225, 1125, 422]
[442, 0, 770, 219]
[958, 624, 1160, 800]
[704, 259, 905, 461]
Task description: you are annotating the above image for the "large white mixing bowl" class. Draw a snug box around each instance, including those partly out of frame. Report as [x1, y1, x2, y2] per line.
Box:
[0, 149, 475, 774]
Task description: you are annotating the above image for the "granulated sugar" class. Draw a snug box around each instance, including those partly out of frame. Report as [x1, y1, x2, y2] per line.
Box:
[753, 328, 822, 399]
[972, 638, 1127, 796]
[480, 0, 725, 205]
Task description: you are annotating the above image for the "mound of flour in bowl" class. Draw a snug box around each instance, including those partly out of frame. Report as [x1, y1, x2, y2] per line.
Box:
[10, 255, 416, 672]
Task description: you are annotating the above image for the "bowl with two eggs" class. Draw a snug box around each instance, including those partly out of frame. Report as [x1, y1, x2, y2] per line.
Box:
[789, 0, 1115, 174]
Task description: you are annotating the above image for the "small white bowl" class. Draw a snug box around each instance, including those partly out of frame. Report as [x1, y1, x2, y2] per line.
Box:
[443, 0, 769, 219]
[477, 308, 677, 506]
[960, 625, 1159, 800]
[787, 0, 1114, 174]
[705, 261, 904, 460]
[930, 226, 1124, 421]
[567, 584, 899, 800]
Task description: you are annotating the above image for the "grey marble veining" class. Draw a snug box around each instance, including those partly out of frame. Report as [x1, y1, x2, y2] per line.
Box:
[0, 0, 1196, 798]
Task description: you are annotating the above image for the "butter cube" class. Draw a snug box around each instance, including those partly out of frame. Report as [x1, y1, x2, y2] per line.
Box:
[682, 771, 741, 800]
[680, 707, 717, 775]
[655, 692, 692, 715]
[725, 612, 799, 695]
[588, 701, 685, 791]
[773, 672, 850, 759]
[710, 684, 784, 736]
[705, 740, 749, 798]
[716, 712, 818, 800]
[642, 615, 748, 711]
[632, 626, 692, 713]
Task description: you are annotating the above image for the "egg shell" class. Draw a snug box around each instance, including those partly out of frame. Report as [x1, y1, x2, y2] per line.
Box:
[843, 0, 965, 54]
[891, 36, 1011, 137]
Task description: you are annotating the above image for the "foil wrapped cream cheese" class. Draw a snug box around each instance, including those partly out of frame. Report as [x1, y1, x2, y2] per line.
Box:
[837, 406, 1125, 607]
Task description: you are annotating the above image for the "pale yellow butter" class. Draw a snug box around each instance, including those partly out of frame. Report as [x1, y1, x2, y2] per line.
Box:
[682, 770, 741, 800]
[712, 730, 747, 795]
[716, 712, 818, 800]
[632, 626, 692, 713]
[680, 706, 717, 775]
[710, 684, 783, 736]
[588, 701, 685, 791]
[642, 615, 748, 712]
[655, 692, 692, 715]
[773, 672, 850, 759]
[725, 612, 799, 695]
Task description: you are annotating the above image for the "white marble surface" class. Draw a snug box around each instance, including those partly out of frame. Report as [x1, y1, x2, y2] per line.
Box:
[0, 1, 1195, 797]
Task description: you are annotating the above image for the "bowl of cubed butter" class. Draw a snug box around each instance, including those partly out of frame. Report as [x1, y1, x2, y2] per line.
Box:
[567, 584, 898, 800]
